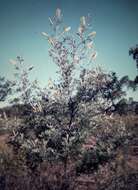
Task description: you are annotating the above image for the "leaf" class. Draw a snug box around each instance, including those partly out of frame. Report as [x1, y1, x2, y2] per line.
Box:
[91, 52, 98, 60]
[9, 59, 17, 65]
[86, 41, 93, 49]
[56, 8, 61, 19]
[28, 66, 34, 71]
[47, 37, 55, 46]
[17, 56, 24, 63]
[80, 16, 86, 27]
[64, 26, 71, 32]
[88, 31, 96, 38]
[41, 32, 49, 38]
[78, 26, 84, 35]
[49, 17, 53, 25]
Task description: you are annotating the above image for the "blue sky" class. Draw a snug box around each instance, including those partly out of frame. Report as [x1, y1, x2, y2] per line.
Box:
[0, 0, 138, 98]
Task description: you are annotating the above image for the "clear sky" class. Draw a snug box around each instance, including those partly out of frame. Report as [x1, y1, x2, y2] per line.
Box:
[0, 0, 138, 98]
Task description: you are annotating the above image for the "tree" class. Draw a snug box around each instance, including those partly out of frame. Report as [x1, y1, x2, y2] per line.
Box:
[0, 77, 12, 103]
[9, 9, 129, 182]
[129, 45, 138, 86]
[129, 44, 138, 69]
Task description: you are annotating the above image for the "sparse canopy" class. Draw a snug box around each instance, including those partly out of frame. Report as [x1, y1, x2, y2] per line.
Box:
[8, 9, 131, 176]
